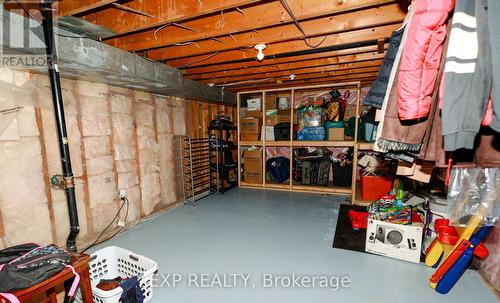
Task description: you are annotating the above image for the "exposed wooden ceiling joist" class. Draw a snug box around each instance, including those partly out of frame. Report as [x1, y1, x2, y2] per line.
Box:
[105, 0, 400, 51]
[231, 74, 378, 90]
[183, 44, 387, 76]
[86, 0, 262, 38]
[143, 3, 404, 61]
[49, 0, 407, 92]
[205, 65, 382, 86]
[56, 0, 120, 16]
[189, 52, 385, 82]
[164, 23, 399, 68]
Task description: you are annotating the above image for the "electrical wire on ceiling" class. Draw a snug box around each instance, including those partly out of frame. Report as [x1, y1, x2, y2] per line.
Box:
[238, 47, 251, 53]
[278, 0, 328, 48]
[235, 7, 248, 20]
[265, 42, 281, 71]
[154, 22, 198, 39]
[112, 3, 155, 18]
[219, 10, 225, 27]
[214, 77, 273, 87]
[177, 51, 221, 69]
[211, 37, 224, 44]
[173, 41, 200, 48]
[252, 29, 263, 38]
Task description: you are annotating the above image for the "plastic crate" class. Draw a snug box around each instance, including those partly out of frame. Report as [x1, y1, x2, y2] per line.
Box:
[75, 246, 158, 303]
[360, 174, 394, 201]
[297, 126, 325, 141]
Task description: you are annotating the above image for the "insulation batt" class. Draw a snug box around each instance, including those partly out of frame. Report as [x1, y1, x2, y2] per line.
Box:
[0, 69, 192, 249]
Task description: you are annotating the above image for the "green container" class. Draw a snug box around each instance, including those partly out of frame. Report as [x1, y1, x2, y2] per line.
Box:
[325, 121, 345, 140]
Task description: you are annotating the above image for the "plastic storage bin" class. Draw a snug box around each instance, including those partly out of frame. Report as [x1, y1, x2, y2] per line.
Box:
[76, 246, 158, 303]
[297, 127, 325, 141]
[362, 121, 378, 142]
[360, 174, 394, 201]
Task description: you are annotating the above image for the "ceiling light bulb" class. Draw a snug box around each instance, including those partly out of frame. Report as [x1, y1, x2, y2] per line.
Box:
[254, 43, 266, 61]
[257, 51, 264, 61]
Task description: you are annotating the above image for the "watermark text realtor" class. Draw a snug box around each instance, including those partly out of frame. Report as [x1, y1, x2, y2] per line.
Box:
[153, 273, 351, 291]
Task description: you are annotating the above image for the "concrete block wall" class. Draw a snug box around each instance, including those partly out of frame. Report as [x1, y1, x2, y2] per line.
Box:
[0, 68, 192, 250]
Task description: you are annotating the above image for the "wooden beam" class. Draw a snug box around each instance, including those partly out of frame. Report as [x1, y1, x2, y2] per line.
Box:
[163, 24, 399, 67]
[183, 44, 388, 76]
[188, 52, 385, 81]
[144, 3, 404, 59]
[232, 73, 377, 88]
[90, 0, 261, 38]
[211, 66, 381, 87]
[197, 60, 382, 84]
[56, 0, 119, 16]
[231, 74, 378, 91]
[105, 0, 400, 50]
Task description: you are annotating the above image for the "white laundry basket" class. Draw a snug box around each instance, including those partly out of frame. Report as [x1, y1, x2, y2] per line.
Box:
[76, 246, 158, 303]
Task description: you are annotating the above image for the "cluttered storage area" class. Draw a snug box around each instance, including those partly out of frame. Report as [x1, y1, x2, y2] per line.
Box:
[0, 0, 499, 303]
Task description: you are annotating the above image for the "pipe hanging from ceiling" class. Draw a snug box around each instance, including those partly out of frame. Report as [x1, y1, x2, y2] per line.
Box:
[41, 0, 80, 252]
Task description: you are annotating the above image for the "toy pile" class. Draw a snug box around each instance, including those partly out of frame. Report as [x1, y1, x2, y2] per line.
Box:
[367, 194, 416, 225]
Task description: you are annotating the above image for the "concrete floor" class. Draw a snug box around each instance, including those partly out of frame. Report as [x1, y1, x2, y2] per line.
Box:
[95, 188, 499, 303]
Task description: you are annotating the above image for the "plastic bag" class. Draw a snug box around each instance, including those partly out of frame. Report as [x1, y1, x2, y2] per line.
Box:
[447, 168, 500, 226]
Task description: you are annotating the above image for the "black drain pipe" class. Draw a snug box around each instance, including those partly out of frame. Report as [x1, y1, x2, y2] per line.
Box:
[40, 0, 80, 252]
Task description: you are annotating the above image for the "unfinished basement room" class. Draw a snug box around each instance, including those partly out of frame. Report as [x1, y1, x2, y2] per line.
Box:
[0, 0, 500, 302]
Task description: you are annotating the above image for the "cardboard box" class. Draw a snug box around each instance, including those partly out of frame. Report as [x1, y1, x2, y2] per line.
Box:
[247, 98, 261, 110]
[243, 149, 263, 184]
[265, 95, 277, 110]
[266, 110, 279, 126]
[365, 218, 423, 263]
[328, 127, 345, 141]
[245, 110, 263, 118]
[277, 110, 292, 124]
[261, 126, 275, 141]
[240, 134, 260, 141]
[240, 117, 261, 134]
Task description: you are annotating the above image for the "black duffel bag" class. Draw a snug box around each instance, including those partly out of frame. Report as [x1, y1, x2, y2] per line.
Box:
[274, 122, 291, 141]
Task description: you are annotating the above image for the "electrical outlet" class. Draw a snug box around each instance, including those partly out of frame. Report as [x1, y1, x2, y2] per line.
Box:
[117, 220, 126, 227]
[119, 189, 126, 199]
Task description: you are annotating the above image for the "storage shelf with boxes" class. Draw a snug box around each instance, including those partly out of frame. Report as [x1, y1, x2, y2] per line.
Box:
[237, 82, 372, 203]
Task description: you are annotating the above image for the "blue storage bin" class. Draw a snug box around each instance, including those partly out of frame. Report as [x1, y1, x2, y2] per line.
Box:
[362, 121, 378, 142]
[297, 127, 325, 141]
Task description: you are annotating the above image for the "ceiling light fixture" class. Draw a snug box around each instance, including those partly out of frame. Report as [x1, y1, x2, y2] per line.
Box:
[254, 43, 266, 61]
[289, 74, 296, 80]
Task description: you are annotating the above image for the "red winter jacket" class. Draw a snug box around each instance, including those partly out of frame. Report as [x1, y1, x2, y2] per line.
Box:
[397, 0, 455, 121]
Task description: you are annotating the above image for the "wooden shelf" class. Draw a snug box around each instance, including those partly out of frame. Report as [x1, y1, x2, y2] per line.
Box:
[357, 141, 374, 150]
[240, 141, 262, 146]
[265, 141, 291, 147]
[240, 181, 263, 188]
[265, 183, 291, 190]
[292, 140, 355, 147]
[292, 184, 351, 195]
[237, 82, 361, 198]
